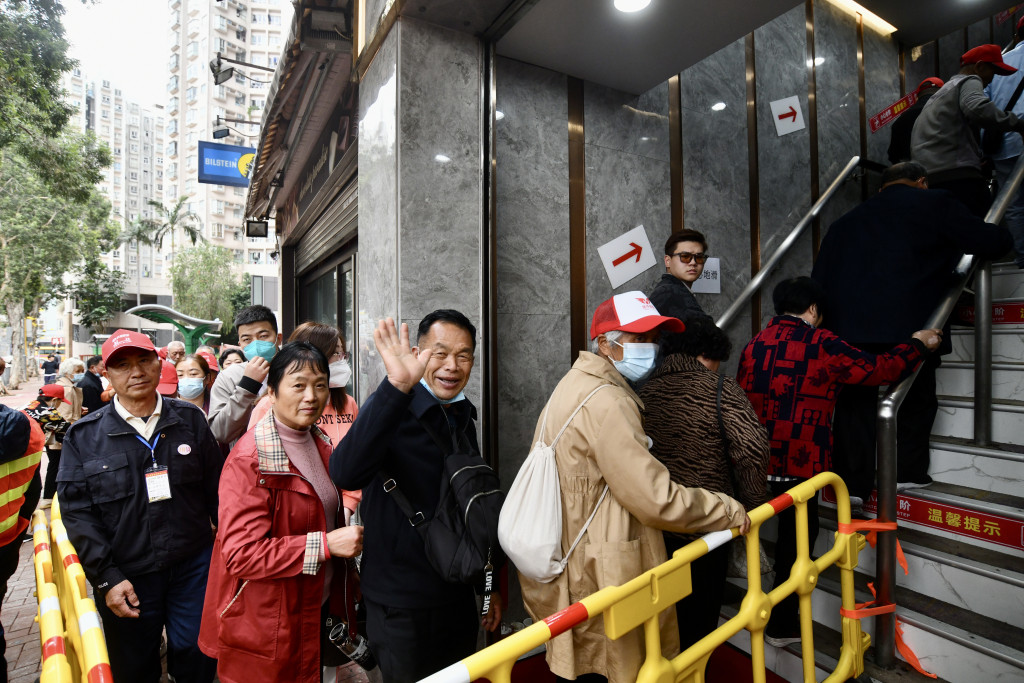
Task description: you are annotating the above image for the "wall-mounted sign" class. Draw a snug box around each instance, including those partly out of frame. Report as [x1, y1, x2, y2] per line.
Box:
[690, 257, 721, 294]
[198, 141, 256, 187]
[769, 96, 806, 137]
[597, 225, 658, 289]
[869, 92, 918, 132]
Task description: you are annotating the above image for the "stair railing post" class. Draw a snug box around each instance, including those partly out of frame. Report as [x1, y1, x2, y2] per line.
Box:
[874, 388, 903, 668]
[974, 262, 993, 446]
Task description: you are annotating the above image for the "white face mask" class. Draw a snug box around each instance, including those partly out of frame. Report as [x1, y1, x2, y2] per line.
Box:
[611, 340, 658, 383]
[328, 359, 352, 388]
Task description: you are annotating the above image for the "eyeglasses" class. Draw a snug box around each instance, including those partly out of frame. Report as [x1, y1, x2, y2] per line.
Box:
[671, 251, 708, 264]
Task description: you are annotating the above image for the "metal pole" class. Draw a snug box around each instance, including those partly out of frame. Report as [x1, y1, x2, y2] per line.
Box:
[974, 262, 993, 446]
[874, 389, 902, 667]
[717, 155, 860, 329]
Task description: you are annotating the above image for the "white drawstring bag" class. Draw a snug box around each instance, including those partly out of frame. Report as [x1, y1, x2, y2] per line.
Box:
[498, 384, 612, 583]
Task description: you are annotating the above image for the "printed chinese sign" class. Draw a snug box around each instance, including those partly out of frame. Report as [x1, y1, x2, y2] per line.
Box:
[869, 92, 918, 133]
[690, 257, 721, 294]
[954, 302, 1024, 325]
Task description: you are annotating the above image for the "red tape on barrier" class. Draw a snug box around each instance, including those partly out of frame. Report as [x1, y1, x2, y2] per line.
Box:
[87, 663, 115, 683]
[768, 492, 793, 515]
[544, 602, 590, 638]
[33, 542, 49, 555]
[838, 582, 936, 678]
[838, 519, 908, 576]
[62, 553, 80, 568]
[42, 635, 65, 659]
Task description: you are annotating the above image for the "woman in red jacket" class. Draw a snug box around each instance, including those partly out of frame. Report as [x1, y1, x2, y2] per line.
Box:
[199, 342, 364, 682]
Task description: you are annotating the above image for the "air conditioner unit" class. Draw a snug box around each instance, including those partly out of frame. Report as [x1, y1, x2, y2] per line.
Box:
[300, 9, 352, 53]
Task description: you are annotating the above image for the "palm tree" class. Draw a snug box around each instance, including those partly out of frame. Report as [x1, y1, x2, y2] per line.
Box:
[146, 196, 203, 304]
[119, 218, 158, 330]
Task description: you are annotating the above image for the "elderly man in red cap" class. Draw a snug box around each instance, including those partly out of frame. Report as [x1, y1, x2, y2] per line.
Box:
[517, 292, 750, 683]
[912, 43, 1024, 216]
[56, 329, 221, 683]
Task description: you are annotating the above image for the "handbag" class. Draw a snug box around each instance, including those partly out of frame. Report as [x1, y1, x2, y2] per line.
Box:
[498, 384, 613, 583]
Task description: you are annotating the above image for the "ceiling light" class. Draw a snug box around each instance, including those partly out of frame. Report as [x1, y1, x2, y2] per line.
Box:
[711, 102, 727, 111]
[434, 154, 451, 163]
[824, 0, 897, 35]
[614, 0, 651, 13]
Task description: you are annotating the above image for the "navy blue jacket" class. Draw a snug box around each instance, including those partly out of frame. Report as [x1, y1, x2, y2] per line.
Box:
[812, 184, 1012, 352]
[56, 398, 223, 594]
[330, 379, 477, 609]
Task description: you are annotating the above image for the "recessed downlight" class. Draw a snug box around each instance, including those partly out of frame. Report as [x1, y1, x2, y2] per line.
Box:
[614, 0, 651, 13]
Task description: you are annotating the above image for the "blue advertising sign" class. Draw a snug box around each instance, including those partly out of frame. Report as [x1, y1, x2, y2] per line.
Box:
[198, 141, 256, 187]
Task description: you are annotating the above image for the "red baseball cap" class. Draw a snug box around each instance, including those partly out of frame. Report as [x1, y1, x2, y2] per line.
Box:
[40, 384, 71, 405]
[961, 44, 1018, 75]
[915, 77, 944, 94]
[590, 291, 686, 339]
[157, 346, 168, 360]
[157, 360, 179, 396]
[197, 350, 219, 372]
[102, 329, 157, 364]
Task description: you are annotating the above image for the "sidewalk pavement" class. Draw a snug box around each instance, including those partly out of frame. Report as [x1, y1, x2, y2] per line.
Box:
[0, 375, 44, 411]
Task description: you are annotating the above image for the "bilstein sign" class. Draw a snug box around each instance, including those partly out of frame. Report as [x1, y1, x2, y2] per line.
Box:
[198, 141, 256, 187]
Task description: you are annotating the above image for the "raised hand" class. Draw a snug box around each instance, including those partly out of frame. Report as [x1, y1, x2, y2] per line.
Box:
[373, 317, 432, 393]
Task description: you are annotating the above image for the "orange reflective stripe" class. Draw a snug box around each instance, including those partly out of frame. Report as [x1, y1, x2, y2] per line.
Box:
[837, 519, 897, 534]
[543, 602, 589, 638]
[841, 603, 895, 618]
[87, 663, 115, 683]
[42, 635, 66, 659]
[768, 492, 793, 515]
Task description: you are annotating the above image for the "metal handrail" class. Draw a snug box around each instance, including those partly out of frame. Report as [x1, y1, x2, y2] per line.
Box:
[716, 155, 862, 330]
[872, 153, 1024, 667]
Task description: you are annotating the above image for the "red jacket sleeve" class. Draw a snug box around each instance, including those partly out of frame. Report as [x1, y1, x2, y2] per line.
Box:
[818, 331, 926, 387]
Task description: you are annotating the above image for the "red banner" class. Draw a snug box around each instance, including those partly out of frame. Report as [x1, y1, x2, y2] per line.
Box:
[997, 6, 1021, 24]
[869, 92, 917, 132]
[823, 487, 1024, 552]
[953, 301, 1024, 325]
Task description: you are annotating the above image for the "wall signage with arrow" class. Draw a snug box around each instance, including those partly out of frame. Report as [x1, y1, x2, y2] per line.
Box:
[597, 225, 658, 289]
[769, 96, 806, 137]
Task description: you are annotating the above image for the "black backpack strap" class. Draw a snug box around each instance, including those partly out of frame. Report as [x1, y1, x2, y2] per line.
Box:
[380, 470, 427, 528]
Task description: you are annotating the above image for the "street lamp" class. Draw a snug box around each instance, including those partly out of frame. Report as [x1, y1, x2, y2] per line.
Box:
[209, 52, 275, 86]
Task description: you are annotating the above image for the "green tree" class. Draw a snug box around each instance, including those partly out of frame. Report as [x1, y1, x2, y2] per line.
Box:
[169, 243, 247, 335]
[145, 196, 203, 284]
[0, 146, 115, 387]
[64, 259, 126, 332]
[118, 217, 158, 309]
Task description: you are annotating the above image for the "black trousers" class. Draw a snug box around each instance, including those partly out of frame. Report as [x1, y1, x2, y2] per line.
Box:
[929, 176, 992, 218]
[364, 593, 478, 683]
[831, 353, 939, 500]
[767, 480, 819, 636]
[664, 534, 730, 653]
[94, 545, 216, 683]
[43, 447, 62, 500]
[0, 538, 22, 683]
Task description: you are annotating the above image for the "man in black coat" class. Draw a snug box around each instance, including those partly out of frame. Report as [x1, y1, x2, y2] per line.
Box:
[812, 161, 1012, 502]
[76, 355, 107, 414]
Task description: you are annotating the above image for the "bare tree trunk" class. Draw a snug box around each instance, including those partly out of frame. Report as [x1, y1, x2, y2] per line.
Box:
[4, 299, 25, 389]
[27, 298, 41, 378]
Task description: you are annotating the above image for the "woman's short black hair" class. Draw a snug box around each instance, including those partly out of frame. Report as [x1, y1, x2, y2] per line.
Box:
[772, 276, 826, 318]
[219, 348, 245, 366]
[663, 315, 732, 361]
[267, 341, 328, 392]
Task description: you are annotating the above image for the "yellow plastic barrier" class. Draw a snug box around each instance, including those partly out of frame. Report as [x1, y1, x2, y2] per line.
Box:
[31, 510, 73, 682]
[420, 472, 869, 683]
[33, 497, 114, 683]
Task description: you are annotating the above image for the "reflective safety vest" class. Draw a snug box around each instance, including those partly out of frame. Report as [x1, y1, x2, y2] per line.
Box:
[0, 416, 44, 547]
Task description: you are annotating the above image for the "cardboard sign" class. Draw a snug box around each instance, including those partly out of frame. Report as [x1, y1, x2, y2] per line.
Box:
[690, 257, 722, 294]
[869, 92, 918, 132]
[597, 225, 658, 289]
[769, 96, 806, 137]
[822, 487, 1024, 552]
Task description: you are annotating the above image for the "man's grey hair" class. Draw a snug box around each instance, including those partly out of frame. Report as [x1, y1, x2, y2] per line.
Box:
[590, 329, 624, 354]
[59, 357, 85, 377]
[881, 161, 928, 187]
[167, 340, 185, 350]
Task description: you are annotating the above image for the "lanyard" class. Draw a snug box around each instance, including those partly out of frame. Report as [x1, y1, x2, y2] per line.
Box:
[135, 432, 161, 468]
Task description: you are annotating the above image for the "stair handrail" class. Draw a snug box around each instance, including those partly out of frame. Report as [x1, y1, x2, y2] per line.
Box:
[716, 155, 862, 330]
[872, 152, 1024, 668]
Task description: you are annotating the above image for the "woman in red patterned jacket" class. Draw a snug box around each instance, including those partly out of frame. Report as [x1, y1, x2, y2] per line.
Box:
[736, 277, 941, 647]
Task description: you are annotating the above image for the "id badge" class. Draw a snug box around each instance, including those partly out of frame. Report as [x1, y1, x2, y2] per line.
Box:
[145, 466, 172, 502]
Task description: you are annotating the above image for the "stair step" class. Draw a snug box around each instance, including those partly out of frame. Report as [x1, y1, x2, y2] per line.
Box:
[933, 395, 1024, 446]
[948, 326, 1024, 364]
[935, 361, 1024, 401]
[929, 436, 1024, 496]
[991, 268, 1024, 299]
[819, 508, 1024, 630]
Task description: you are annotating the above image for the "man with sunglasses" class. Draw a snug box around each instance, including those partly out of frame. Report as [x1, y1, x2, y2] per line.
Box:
[649, 230, 714, 345]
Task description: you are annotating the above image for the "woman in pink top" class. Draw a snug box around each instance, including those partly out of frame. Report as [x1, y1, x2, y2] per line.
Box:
[250, 322, 361, 518]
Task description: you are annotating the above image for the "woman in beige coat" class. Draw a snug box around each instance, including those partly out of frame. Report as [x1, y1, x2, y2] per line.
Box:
[519, 292, 750, 683]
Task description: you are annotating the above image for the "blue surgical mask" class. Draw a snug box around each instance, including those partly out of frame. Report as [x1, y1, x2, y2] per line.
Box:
[244, 339, 278, 362]
[177, 377, 206, 399]
[611, 341, 658, 383]
[72, 372, 85, 383]
[419, 378, 466, 405]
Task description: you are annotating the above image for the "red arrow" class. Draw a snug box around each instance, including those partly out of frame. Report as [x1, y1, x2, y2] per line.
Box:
[612, 242, 643, 266]
[778, 106, 797, 122]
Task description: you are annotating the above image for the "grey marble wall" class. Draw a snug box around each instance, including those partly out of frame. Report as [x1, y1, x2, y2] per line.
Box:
[968, 18, 993, 49]
[905, 41, 939, 95]
[494, 57, 570, 485]
[678, 37, 752, 370]
[583, 81, 672, 327]
[994, 13, 1016, 48]
[863, 21, 900, 192]
[357, 25, 399, 402]
[755, 4, 814, 328]
[938, 29, 965, 80]
[814, 0, 862, 236]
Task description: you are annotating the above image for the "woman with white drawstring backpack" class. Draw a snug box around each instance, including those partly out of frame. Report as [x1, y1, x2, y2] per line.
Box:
[502, 292, 751, 683]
